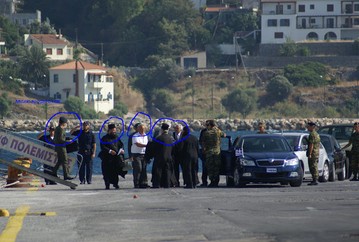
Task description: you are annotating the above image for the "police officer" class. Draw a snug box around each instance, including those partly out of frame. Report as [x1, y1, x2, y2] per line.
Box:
[202, 120, 226, 187]
[341, 122, 359, 181]
[307, 121, 320, 186]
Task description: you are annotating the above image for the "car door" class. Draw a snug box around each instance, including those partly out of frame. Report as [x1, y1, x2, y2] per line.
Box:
[299, 135, 310, 178]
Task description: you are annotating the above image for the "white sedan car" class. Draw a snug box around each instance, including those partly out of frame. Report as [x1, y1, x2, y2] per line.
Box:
[281, 132, 333, 182]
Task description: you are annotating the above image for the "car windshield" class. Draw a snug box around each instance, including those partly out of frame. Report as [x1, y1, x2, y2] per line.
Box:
[318, 126, 353, 141]
[239, 137, 292, 153]
[283, 136, 300, 148]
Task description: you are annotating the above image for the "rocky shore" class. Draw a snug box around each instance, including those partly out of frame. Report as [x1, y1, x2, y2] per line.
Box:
[0, 118, 357, 132]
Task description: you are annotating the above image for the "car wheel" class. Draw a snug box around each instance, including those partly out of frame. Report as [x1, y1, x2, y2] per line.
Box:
[329, 163, 336, 182]
[233, 167, 246, 187]
[290, 179, 302, 187]
[319, 161, 329, 182]
[338, 161, 346, 181]
[226, 176, 234, 187]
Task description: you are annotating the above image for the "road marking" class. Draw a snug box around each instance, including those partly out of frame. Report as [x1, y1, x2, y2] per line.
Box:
[0, 205, 30, 242]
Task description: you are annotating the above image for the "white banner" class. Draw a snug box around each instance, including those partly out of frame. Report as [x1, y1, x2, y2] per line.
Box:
[0, 131, 76, 169]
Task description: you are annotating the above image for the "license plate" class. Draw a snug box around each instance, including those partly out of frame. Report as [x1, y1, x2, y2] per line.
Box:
[266, 168, 277, 173]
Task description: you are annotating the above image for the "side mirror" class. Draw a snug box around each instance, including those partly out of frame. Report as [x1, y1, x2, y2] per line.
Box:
[294, 145, 301, 151]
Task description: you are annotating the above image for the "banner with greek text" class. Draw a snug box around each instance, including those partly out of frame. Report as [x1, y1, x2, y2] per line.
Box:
[0, 131, 76, 169]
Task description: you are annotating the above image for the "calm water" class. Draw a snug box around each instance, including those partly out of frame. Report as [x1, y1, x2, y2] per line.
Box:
[0, 130, 255, 175]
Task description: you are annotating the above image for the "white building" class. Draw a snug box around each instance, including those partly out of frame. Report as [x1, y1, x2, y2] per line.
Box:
[49, 61, 114, 114]
[24, 34, 73, 61]
[261, 0, 359, 43]
[0, 0, 41, 26]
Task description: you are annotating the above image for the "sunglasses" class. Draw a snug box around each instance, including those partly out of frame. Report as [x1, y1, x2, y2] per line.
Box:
[354, 122, 358, 125]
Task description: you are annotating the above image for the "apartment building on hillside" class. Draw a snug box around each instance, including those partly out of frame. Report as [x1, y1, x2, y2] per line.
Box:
[261, 0, 359, 43]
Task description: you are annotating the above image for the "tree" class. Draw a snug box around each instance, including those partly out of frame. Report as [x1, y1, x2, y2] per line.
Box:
[222, 88, 257, 118]
[18, 46, 49, 89]
[64, 96, 84, 115]
[284, 61, 328, 87]
[0, 92, 11, 119]
[266, 75, 293, 103]
[279, 38, 297, 57]
[108, 102, 128, 117]
[149, 89, 176, 117]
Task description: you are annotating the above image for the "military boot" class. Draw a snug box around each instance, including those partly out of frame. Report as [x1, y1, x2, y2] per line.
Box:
[308, 179, 318, 186]
[350, 174, 358, 181]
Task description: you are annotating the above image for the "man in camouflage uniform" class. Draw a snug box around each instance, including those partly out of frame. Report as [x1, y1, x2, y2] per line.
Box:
[307, 121, 320, 186]
[202, 120, 226, 187]
[342, 122, 359, 181]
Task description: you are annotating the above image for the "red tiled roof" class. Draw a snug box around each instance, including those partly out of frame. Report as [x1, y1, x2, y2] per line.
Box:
[50, 60, 106, 71]
[205, 7, 238, 12]
[31, 34, 68, 45]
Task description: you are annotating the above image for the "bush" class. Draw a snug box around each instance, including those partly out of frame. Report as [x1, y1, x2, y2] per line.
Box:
[149, 89, 176, 117]
[266, 75, 293, 103]
[0, 92, 11, 118]
[222, 88, 257, 118]
[279, 39, 297, 57]
[108, 102, 128, 117]
[297, 46, 310, 56]
[284, 62, 328, 87]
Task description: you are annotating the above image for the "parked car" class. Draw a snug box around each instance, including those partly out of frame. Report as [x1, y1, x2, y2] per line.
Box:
[281, 133, 332, 182]
[318, 124, 354, 177]
[229, 134, 303, 187]
[319, 134, 348, 181]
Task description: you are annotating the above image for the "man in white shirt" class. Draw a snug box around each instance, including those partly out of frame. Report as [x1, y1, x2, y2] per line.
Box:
[131, 123, 149, 188]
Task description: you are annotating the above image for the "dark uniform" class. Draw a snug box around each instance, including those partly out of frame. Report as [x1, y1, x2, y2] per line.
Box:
[38, 134, 56, 185]
[202, 126, 225, 187]
[53, 125, 71, 179]
[72, 129, 96, 184]
[172, 131, 183, 186]
[180, 132, 199, 188]
[199, 127, 208, 186]
[99, 133, 125, 189]
[349, 132, 359, 179]
[151, 129, 175, 188]
[307, 129, 320, 182]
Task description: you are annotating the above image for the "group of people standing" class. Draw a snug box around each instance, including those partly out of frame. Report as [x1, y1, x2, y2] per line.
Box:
[38, 116, 227, 190]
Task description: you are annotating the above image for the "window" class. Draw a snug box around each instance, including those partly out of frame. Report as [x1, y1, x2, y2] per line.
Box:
[46, 48, 52, 55]
[54, 92, 61, 100]
[327, 4, 334, 12]
[276, 5, 283, 14]
[54, 74, 59, 83]
[327, 18, 334, 28]
[346, 4, 353, 13]
[355, 4, 359, 11]
[57, 48, 63, 55]
[22, 19, 27, 25]
[87, 74, 91, 82]
[280, 19, 290, 26]
[310, 4, 314, 10]
[354, 18, 359, 25]
[298, 5, 305, 12]
[67, 49, 72, 55]
[268, 19, 277, 27]
[310, 19, 316, 24]
[73, 74, 76, 83]
[287, 5, 291, 10]
[274, 32, 284, 39]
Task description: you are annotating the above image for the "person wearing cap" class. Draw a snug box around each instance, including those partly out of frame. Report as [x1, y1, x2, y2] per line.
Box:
[53, 117, 74, 180]
[71, 121, 96, 184]
[202, 120, 226, 187]
[99, 123, 125, 189]
[198, 120, 210, 187]
[131, 123, 149, 188]
[306, 121, 320, 186]
[37, 124, 57, 185]
[341, 122, 359, 181]
[151, 123, 176, 188]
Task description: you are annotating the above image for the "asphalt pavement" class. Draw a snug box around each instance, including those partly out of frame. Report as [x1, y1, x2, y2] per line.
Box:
[1, 174, 359, 242]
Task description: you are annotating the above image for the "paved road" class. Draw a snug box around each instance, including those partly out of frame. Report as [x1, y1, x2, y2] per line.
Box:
[1, 175, 359, 242]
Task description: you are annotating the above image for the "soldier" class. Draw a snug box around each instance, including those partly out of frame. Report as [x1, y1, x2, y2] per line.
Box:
[53, 117, 74, 180]
[199, 120, 209, 187]
[307, 121, 320, 186]
[341, 122, 359, 181]
[257, 122, 268, 134]
[202, 120, 226, 187]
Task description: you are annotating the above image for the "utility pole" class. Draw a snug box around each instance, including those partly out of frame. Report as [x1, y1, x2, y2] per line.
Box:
[101, 43, 104, 64]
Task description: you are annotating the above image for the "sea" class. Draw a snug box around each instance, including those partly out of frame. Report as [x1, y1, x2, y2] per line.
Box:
[0, 130, 283, 175]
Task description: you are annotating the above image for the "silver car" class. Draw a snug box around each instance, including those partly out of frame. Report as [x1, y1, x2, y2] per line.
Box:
[281, 133, 332, 182]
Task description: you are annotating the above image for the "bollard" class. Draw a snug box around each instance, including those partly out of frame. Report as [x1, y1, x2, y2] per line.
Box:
[6, 158, 33, 187]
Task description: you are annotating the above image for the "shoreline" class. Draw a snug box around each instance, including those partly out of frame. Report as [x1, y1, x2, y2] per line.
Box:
[0, 117, 358, 132]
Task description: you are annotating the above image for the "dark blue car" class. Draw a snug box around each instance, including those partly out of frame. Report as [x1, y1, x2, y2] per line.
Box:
[232, 134, 303, 187]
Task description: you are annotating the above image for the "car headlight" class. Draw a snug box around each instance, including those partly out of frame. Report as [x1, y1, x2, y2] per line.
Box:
[240, 159, 255, 166]
[286, 158, 299, 166]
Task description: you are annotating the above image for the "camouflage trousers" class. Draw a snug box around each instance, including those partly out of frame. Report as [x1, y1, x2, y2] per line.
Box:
[205, 153, 221, 182]
[351, 152, 359, 175]
[308, 156, 319, 180]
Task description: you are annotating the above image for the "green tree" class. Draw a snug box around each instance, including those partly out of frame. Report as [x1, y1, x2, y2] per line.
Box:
[149, 89, 176, 116]
[279, 38, 297, 56]
[266, 75, 293, 103]
[64, 96, 84, 115]
[221, 88, 257, 118]
[0, 92, 11, 118]
[18, 46, 49, 89]
[284, 61, 328, 87]
[108, 102, 128, 117]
